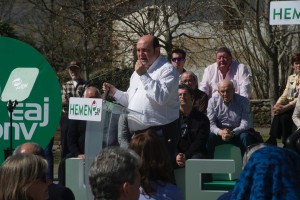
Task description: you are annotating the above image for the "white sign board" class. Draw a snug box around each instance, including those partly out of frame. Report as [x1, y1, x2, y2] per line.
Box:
[270, 1, 300, 25]
[68, 97, 102, 121]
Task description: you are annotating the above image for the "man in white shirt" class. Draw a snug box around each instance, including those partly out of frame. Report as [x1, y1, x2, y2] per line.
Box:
[199, 47, 251, 98]
[103, 35, 180, 158]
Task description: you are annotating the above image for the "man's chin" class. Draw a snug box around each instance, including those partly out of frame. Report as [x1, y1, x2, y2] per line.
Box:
[140, 60, 148, 65]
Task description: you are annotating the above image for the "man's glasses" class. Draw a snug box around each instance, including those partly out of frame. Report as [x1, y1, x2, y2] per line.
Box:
[172, 57, 185, 62]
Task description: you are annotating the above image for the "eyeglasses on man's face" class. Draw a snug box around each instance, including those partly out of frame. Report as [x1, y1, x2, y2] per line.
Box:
[172, 57, 185, 62]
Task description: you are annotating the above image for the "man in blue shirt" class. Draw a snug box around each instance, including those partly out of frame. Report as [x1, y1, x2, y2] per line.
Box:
[206, 80, 252, 157]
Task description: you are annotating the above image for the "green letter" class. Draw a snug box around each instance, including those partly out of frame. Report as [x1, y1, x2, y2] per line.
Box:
[285, 8, 291, 19]
[273, 8, 282, 19]
[69, 104, 74, 115]
[293, 8, 300, 19]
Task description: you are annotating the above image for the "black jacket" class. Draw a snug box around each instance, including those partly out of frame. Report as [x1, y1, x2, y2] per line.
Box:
[178, 108, 210, 159]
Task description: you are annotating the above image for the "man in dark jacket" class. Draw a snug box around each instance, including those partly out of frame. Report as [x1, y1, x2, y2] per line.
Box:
[176, 84, 210, 167]
[58, 86, 101, 185]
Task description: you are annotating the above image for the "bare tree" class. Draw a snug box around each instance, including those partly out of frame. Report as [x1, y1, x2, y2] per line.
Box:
[109, 0, 300, 102]
[106, 0, 213, 68]
[203, 0, 300, 102]
[18, 0, 115, 81]
[4, 0, 299, 101]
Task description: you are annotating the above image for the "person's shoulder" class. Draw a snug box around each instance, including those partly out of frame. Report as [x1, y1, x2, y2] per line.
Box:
[159, 58, 179, 76]
[63, 80, 73, 85]
[234, 61, 248, 70]
[210, 92, 221, 100]
[195, 89, 208, 98]
[234, 93, 249, 103]
[160, 183, 184, 199]
[191, 108, 207, 118]
[206, 62, 218, 70]
[48, 183, 75, 200]
[288, 74, 297, 79]
[217, 190, 233, 200]
[195, 88, 205, 94]
[191, 107, 200, 115]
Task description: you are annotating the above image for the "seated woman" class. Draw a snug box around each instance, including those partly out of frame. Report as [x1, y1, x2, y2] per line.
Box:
[266, 53, 300, 146]
[0, 153, 49, 200]
[219, 146, 300, 199]
[129, 130, 183, 200]
[286, 94, 300, 154]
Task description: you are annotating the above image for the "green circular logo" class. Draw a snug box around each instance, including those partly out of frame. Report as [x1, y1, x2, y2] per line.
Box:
[0, 37, 61, 163]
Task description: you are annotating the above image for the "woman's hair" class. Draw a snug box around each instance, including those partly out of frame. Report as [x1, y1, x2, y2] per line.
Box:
[232, 146, 300, 199]
[0, 154, 48, 200]
[129, 130, 174, 196]
[291, 53, 300, 64]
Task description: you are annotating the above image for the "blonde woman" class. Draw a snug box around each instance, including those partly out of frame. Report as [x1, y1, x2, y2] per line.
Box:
[0, 154, 49, 200]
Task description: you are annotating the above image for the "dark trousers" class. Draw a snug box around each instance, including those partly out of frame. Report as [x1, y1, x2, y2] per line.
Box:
[44, 137, 54, 180]
[207, 132, 252, 158]
[269, 108, 295, 144]
[286, 130, 300, 154]
[151, 119, 180, 161]
[59, 113, 70, 159]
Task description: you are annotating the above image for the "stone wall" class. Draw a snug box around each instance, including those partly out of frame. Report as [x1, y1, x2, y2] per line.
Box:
[250, 99, 271, 127]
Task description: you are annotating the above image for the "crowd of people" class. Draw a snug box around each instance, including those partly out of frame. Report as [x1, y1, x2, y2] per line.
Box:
[1, 34, 300, 200]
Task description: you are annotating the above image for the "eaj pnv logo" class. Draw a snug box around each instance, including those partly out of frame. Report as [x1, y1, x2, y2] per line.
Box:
[0, 37, 61, 163]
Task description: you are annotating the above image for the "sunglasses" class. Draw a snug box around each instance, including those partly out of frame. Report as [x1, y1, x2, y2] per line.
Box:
[171, 57, 185, 62]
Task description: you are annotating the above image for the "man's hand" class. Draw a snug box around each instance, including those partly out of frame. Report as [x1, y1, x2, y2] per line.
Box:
[77, 154, 85, 159]
[62, 96, 68, 105]
[135, 60, 147, 76]
[102, 82, 117, 97]
[218, 128, 233, 141]
[176, 153, 186, 167]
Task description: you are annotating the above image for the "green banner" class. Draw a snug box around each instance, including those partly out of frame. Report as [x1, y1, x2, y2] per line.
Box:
[0, 37, 61, 163]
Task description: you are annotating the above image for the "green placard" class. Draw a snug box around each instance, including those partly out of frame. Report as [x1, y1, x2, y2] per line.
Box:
[0, 37, 62, 163]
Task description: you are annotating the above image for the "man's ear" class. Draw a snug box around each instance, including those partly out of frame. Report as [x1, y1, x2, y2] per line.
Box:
[121, 182, 129, 197]
[154, 47, 160, 55]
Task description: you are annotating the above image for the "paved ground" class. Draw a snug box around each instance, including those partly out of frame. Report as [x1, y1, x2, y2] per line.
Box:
[255, 127, 270, 137]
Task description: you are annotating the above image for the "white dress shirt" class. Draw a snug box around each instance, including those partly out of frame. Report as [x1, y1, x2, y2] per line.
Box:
[199, 61, 251, 98]
[114, 56, 180, 131]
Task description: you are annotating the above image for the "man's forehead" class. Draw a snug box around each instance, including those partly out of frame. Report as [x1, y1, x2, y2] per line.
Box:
[216, 52, 231, 57]
[178, 88, 188, 93]
[172, 52, 183, 56]
[182, 74, 193, 80]
[219, 85, 232, 90]
[137, 38, 152, 47]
